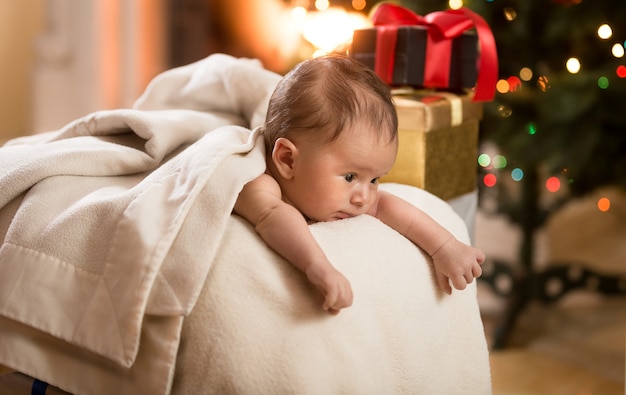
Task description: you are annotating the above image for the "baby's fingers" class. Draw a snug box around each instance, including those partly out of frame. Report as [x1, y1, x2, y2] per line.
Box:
[436, 272, 453, 295]
[323, 283, 353, 314]
[450, 273, 468, 291]
[472, 263, 483, 278]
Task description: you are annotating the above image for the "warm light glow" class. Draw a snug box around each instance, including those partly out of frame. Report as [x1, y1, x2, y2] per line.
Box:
[302, 7, 371, 52]
[503, 7, 517, 21]
[566, 57, 581, 74]
[315, 0, 330, 11]
[449, 0, 463, 10]
[291, 6, 307, 20]
[496, 79, 509, 93]
[537, 75, 550, 91]
[497, 104, 512, 118]
[598, 24, 613, 39]
[612, 43, 625, 58]
[352, 0, 366, 11]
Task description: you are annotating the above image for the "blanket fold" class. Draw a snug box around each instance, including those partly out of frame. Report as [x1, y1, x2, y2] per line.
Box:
[0, 54, 280, 368]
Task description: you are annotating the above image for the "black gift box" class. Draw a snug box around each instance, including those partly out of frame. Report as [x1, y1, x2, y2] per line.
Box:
[350, 26, 478, 91]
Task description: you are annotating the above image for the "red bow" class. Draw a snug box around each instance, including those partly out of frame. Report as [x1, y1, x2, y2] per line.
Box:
[372, 3, 498, 101]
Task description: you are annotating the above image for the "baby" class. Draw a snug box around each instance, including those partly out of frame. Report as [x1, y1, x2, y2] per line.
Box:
[234, 54, 485, 314]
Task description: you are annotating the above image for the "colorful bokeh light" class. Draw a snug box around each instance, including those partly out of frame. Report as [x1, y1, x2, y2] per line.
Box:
[566, 57, 581, 74]
[511, 168, 524, 181]
[483, 173, 497, 187]
[478, 153, 491, 167]
[537, 75, 550, 91]
[493, 155, 507, 169]
[496, 79, 510, 93]
[617, 65, 626, 78]
[597, 197, 611, 212]
[546, 176, 561, 192]
[519, 67, 533, 81]
[507, 76, 522, 92]
[598, 24, 613, 39]
[598, 76, 609, 89]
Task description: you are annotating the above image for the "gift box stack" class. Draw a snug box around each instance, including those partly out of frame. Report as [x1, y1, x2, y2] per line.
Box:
[351, 3, 498, 200]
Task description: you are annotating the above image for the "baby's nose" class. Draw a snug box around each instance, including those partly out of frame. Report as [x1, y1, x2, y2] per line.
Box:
[350, 185, 370, 206]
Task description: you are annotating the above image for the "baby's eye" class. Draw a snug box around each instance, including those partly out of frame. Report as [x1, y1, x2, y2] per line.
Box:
[344, 173, 356, 182]
[370, 177, 380, 185]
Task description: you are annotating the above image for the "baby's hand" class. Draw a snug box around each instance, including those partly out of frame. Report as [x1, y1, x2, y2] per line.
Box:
[431, 237, 485, 295]
[305, 262, 353, 315]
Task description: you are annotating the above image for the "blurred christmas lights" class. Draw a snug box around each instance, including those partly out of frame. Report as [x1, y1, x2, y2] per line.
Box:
[506, 76, 522, 91]
[597, 197, 611, 212]
[611, 43, 625, 58]
[448, 0, 463, 9]
[566, 57, 581, 73]
[597, 76, 609, 89]
[483, 173, 497, 187]
[597, 24, 613, 39]
[493, 155, 507, 169]
[477, 153, 491, 167]
[300, 5, 370, 53]
[519, 67, 533, 81]
[511, 168, 524, 181]
[537, 75, 550, 91]
[546, 176, 561, 192]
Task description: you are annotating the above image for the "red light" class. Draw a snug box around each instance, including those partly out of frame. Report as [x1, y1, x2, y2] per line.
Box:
[617, 65, 626, 78]
[546, 176, 560, 192]
[506, 76, 522, 92]
[483, 173, 497, 187]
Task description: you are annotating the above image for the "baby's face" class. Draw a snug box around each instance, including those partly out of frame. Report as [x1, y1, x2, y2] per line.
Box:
[285, 127, 398, 222]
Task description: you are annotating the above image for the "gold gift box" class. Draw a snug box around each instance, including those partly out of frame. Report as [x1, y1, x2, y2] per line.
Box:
[381, 91, 483, 201]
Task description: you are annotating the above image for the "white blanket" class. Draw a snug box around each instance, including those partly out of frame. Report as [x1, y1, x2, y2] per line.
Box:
[0, 55, 491, 394]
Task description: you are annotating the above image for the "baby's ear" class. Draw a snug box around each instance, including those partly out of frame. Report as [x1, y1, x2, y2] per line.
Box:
[272, 137, 298, 179]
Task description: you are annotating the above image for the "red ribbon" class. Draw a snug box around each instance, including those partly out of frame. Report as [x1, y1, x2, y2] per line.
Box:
[371, 3, 498, 101]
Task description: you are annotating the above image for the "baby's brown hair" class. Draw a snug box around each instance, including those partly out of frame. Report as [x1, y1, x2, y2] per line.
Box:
[262, 54, 398, 152]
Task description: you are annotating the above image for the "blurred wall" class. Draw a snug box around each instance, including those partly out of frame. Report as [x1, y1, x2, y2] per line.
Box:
[0, 0, 45, 141]
[31, 0, 167, 133]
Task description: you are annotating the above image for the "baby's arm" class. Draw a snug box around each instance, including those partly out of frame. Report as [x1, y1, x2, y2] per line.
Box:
[374, 190, 485, 294]
[234, 173, 353, 314]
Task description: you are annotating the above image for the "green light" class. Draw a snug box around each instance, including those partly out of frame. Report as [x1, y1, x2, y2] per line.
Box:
[527, 123, 537, 135]
[493, 155, 508, 169]
[477, 153, 491, 167]
[598, 76, 609, 89]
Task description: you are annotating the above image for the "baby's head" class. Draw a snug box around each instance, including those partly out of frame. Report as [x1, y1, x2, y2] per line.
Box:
[262, 54, 398, 153]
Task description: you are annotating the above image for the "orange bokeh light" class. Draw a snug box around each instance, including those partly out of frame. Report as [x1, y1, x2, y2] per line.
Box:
[597, 197, 611, 212]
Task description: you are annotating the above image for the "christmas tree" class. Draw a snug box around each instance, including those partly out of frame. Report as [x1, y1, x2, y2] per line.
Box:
[403, 0, 626, 210]
[398, 0, 626, 346]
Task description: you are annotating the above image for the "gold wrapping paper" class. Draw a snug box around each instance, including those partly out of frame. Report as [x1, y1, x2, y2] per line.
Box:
[381, 91, 482, 200]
